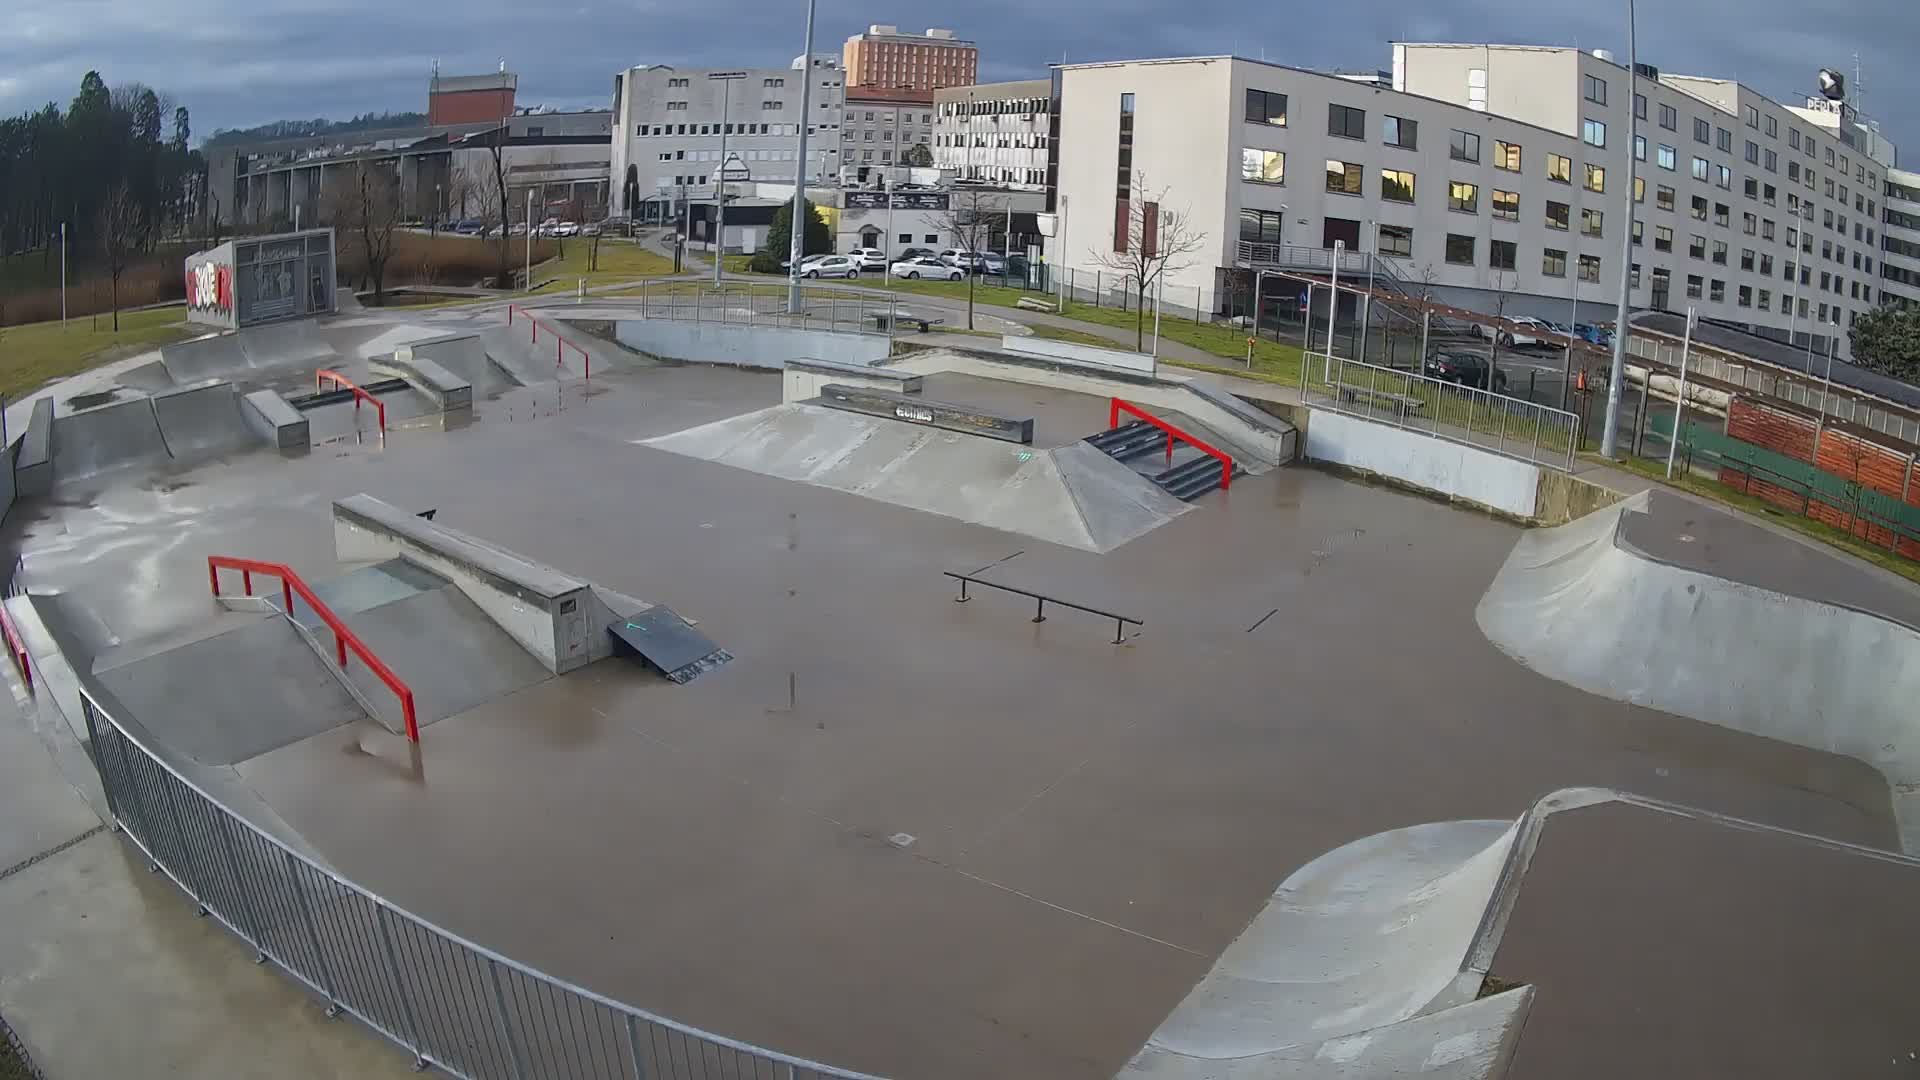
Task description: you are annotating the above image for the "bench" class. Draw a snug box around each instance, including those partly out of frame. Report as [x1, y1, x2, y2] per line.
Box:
[1016, 296, 1058, 313]
[1334, 382, 1425, 418]
[867, 311, 946, 333]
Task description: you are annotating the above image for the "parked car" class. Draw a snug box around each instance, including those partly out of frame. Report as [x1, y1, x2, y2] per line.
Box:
[803, 254, 861, 279]
[1477, 316, 1554, 349]
[452, 219, 485, 236]
[897, 247, 936, 261]
[936, 248, 973, 267]
[848, 247, 889, 269]
[581, 222, 603, 237]
[1573, 322, 1614, 347]
[977, 253, 1007, 275]
[782, 253, 831, 270]
[553, 221, 581, 237]
[890, 256, 963, 281]
[1425, 350, 1509, 393]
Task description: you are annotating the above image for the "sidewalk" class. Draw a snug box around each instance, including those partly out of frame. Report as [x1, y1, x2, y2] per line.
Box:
[0, 689, 415, 1078]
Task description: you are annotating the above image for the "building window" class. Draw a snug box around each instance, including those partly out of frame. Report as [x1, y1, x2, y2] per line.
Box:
[1742, 212, 1757, 235]
[1381, 169, 1416, 203]
[1585, 163, 1605, 193]
[1492, 189, 1519, 221]
[1488, 239, 1516, 270]
[1743, 103, 1761, 129]
[1445, 233, 1476, 265]
[1328, 104, 1366, 140]
[1825, 146, 1836, 166]
[1789, 127, 1802, 149]
[1760, 252, 1774, 274]
[1743, 177, 1759, 200]
[1633, 220, 1644, 245]
[1493, 140, 1521, 172]
[1763, 149, 1777, 173]
[1583, 74, 1608, 104]
[1691, 156, 1709, 181]
[1717, 128, 1732, 153]
[1789, 160, 1801, 181]
[1764, 184, 1777, 205]
[1114, 92, 1135, 254]
[1744, 140, 1759, 164]
[1655, 226, 1673, 252]
[1245, 88, 1287, 127]
[1381, 115, 1418, 149]
[1690, 195, 1708, 221]
[1546, 200, 1570, 230]
[1634, 135, 1647, 162]
[1693, 117, 1711, 144]
[1716, 163, 1734, 189]
[1689, 234, 1707, 259]
[1377, 223, 1413, 257]
[1758, 288, 1771, 311]
[1710, 279, 1726, 302]
[1325, 159, 1364, 195]
[1657, 144, 1676, 171]
[1635, 177, 1646, 203]
[1238, 208, 1285, 243]
[1657, 185, 1675, 211]
[1659, 103, 1677, 130]
[1578, 254, 1601, 283]
[1740, 248, 1756, 271]
[1711, 240, 1727, 265]
[1241, 148, 1286, 185]
[1634, 93, 1647, 120]
[1687, 274, 1704, 298]
[1543, 247, 1568, 276]
[1714, 202, 1730, 227]
[1449, 180, 1478, 213]
[1450, 128, 1479, 161]
[1547, 153, 1572, 183]
[1582, 208, 1604, 238]
[1583, 118, 1607, 147]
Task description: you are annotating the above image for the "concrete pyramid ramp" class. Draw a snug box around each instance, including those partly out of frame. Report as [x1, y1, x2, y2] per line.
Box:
[51, 396, 170, 483]
[644, 403, 1189, 552]
[1476, 491, 1920, 847]
[152, 380, 257, 459]
[1123, 819, 1519, 1077]
[159, 332, 252, 383]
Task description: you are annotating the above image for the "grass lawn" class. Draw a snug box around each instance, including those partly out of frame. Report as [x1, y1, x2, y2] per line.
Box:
[0, 306, 193, 401]
[1601, 452, 1920, 587]
[528, 240, 676, 294]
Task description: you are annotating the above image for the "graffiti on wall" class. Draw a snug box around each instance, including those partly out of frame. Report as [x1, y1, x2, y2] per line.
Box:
[185, 261, 234, 316]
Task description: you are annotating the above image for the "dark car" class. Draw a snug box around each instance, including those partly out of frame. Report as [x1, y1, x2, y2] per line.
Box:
[1425, 350, 1508, 393]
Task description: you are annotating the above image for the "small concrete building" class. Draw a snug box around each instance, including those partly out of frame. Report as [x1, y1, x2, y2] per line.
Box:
[185, 229, 337, 330]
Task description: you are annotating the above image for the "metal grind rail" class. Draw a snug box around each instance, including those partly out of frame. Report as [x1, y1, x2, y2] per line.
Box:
[314, 369, 389, 435]
[506, 304, 593, 378]
[77, 685, 881, 1080]
[945, 571, 1143, 644]
[1109, 398, 1235, 491]
[206, 555, 419, 743]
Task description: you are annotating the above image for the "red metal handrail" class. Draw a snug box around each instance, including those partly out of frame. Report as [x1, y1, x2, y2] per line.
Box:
[315, 369, 388, 434]
[1108, 398, 1234, 491]
[207, 556, 419, 742]
[507, 304, 592, 379]
[0, 605, 32, 692]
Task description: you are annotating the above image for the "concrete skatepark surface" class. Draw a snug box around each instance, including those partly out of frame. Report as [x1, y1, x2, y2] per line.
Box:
[3, 297, 1918, 1079]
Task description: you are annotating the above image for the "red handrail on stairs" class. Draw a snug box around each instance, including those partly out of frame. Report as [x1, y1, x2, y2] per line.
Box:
[207, 556, 419, 742]
[1108, 398, 1234, 491]
[314, 369, 388, 434]
[506, 304, 592, 378]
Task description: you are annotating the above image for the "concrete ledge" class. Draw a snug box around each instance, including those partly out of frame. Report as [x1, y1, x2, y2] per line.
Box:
[333, 494, 621, 675]
[783, 358, 923, 404]
[240, 390, 310, 451]
[815, 384, 1035, 444]
[375, 345, 474, 411]
[1001, 334, 1156, 376]
[612, 319, 889, 370]
[15, 398, 53, 497]
[1181, 383, 1299, 463]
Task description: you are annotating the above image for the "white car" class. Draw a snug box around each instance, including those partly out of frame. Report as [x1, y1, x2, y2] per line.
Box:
[1479, 316, 1554, 349]
[802, 255, 861, 279]
[848, 247, 889, 270]
[782, 253, 830, 270]
[890, 257, 963, 281]
[936, 248, 975, 268]
[553, 221, 581, 237]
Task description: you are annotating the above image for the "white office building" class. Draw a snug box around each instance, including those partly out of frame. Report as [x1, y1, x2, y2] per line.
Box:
[933, 79, 1052, 189]
[609, 57, 845, 222]
[841, 87, 935, 184]
[1049, 46, 1892, 360]
[1884, 168, 1920, 307]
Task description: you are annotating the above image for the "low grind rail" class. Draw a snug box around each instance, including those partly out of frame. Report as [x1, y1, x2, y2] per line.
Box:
[1109, 398, 1234, 491]
[507, 304, 593, 378]
[314, 369, 389, 434]
[945, 570, 1143, 644]
[207, 555, 419, 742]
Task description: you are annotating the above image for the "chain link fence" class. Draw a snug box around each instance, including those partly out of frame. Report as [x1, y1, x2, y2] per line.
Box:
[0, 1012, 45, 1080]
[80, 689, 877, 1080]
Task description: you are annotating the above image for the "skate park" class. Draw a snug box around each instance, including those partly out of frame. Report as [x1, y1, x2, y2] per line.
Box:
[3, 245, 1920, 1079]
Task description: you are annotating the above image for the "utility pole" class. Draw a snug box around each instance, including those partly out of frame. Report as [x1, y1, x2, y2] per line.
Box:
[710, 71, 746, 288]
[1665, 305, 1697, 478]
[787, 0, 819, 314]
[525, 189, 533, 291]
[1600, 0, 1639, 457]
[60, 222, 67, 328]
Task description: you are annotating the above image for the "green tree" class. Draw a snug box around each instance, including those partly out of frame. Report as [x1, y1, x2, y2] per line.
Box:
[901, 142, 933, 168]
[1850, 302, 1920, 382]
[750, 197, 829, 273]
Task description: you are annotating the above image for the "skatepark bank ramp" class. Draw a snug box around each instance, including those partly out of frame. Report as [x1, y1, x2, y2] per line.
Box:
[50, 381, 275, 485]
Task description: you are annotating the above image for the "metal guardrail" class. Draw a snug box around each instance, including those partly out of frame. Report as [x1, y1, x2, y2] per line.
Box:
[944, 571, 1143, 644]
[1235, 242, 1410, 291]
[314, 370, 389, 435]
[1311, 354, 1580, 473]
[506, 305, 593, 378]
[626, 285, 899, 339]
[79, 689, 879, 1080]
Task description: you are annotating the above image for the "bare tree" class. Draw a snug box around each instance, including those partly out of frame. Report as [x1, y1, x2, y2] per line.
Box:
[1086, 172, 1208, 350]
[1484, 270, 1521, 381]
[96, 183, 145, 331]
[927, 187, 1007, 331]
[326, 161, 405, 304]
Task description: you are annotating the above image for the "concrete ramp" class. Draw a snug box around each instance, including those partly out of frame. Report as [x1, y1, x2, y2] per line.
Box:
[326, 584, 553, 731]
[51, 396, 170, 483]
[1122, 819, 1518, 1076]
[151, 380, 258, 460]
[408, 333, 522, 399]
[644, 403, 1190, 552]
[1476, 490, 1920, 847]
[159, 332, 252, 383]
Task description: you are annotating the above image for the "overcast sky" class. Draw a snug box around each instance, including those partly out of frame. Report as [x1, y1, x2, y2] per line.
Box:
[3, 0, 1911, 160]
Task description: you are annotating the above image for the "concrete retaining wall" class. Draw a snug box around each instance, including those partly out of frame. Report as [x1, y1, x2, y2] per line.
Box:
[1305, 410, 1541, 520]
[613, 319, 889, 370]
[240, 390, 310, 451]
[1000, 335, 1156, 376]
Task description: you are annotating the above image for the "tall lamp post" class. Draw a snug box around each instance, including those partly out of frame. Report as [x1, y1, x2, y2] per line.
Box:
[1600, 0, 1640, 457]
[709, 71, 746, 288]
[786, 0, 819, 314]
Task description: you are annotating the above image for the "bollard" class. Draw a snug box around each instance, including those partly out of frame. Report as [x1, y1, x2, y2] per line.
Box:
[1246, 337, 1255, 370]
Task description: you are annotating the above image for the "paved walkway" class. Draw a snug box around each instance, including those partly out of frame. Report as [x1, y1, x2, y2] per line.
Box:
[0, 687, 416, 1078]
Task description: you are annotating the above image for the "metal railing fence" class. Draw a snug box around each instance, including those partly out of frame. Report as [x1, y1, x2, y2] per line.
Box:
[79, 688, 878, 1080]
[1311, 353, 1579, 473]
[628, 285, 897, 338]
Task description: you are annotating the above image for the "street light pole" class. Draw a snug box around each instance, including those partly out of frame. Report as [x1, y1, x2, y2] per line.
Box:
[710, 72, 745, 288]
[786, 0, 819, 314]
[525, 189, 533, 291]
[1600, 0, 1639, 457]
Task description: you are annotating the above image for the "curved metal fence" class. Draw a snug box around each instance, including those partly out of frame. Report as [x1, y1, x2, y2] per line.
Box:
[79, 689, 878, 1080]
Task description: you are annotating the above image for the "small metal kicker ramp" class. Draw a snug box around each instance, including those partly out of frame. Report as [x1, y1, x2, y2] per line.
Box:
[607, 606, 733, 684]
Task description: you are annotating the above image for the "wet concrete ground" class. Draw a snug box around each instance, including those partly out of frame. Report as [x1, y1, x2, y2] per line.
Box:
[2, 353, 1899, 1079]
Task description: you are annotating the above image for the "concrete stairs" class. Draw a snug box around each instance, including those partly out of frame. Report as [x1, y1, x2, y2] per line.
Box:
[1085, 419, 1240, 501]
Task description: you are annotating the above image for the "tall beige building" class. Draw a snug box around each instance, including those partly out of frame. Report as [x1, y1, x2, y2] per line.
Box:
[842, 25, 978, 91]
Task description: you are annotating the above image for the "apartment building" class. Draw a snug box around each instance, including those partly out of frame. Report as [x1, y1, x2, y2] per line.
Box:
[608, 58, 844, 220]
[1393, 43, 1886, 359]
[1884, 168, 1920, 306]
[933, 79, 1051, 190]
[841, 85, 934, 182]
[842, 26, 977, 91]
